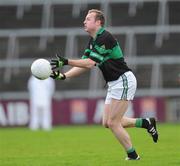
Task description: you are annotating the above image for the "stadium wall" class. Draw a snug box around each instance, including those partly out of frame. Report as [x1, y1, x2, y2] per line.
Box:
[0, 97, 166, 127]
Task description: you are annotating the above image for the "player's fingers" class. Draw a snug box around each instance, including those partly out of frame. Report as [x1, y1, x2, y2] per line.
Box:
[50, 75, 55, 79]
[55, 54, 60, 59]
[50, 71, 57, 77]
[51, 66, 58, 70]
[50, 73, 54, 78]
[51, 70, 55, 74]
[54, 70, 59, 76]
[50, 62, 58, 67]
[50, 59, 58, 64]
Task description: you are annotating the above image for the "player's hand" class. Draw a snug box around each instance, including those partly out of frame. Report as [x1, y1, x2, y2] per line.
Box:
[50, 54, 68, 70]
[50, 71, 66, 80]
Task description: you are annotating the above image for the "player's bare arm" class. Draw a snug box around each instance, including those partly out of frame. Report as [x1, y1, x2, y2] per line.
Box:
[50, 54, 96, 80]
[64, 67, 88, 78]
[68, 58, 96, 69]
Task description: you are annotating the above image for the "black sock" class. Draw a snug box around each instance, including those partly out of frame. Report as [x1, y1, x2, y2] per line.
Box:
[127, 150, 138, 159]
[142, 119, 149, 129]
[127, 147, 138, 159]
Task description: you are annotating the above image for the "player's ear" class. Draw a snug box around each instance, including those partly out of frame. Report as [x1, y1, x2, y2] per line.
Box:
[96, 20, 101, 26]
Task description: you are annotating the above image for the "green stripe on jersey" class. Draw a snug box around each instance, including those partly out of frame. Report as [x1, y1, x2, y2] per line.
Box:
[94, 45, 112, 55]
[84, 49, 91, 53]
[82, 49, 91, 59]
[81, 55, 88, 59]
[90, 51, 104, 62]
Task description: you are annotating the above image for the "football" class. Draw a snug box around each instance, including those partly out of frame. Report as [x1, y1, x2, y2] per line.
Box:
[31, 58, 52, 80]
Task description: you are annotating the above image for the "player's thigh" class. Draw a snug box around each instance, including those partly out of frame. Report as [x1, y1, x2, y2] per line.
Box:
[109, 99, 129, 122]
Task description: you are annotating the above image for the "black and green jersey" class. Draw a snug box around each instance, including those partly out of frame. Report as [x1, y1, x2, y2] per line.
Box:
[82, 27, 131, 82]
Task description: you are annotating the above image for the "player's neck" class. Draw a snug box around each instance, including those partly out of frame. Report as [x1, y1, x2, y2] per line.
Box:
[89, 26, 101, 39]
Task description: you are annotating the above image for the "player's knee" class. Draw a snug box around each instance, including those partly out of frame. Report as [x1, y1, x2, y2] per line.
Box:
[107, 119, 117, 129]
[119, 120, 124, 127]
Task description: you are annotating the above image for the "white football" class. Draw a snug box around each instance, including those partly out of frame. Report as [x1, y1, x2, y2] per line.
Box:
[31, 58, 52, 80]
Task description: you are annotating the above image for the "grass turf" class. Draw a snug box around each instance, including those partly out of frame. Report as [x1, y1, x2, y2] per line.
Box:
[0, 124, 180, 166]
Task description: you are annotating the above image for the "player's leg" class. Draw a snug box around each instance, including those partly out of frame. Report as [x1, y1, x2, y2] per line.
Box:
[108, 99, 140, 160]
[121, 116, 158, 143]
[115, 70, 158, 142]
[102, 104, 110, 128]
[104, 96, 158, 142]
[120, 117, 136, 128]
[103, 87, 112, 128]
[135, 117, 158, 142]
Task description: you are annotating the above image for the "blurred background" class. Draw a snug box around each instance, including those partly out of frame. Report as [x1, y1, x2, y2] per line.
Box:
[0, 0, 180, 127]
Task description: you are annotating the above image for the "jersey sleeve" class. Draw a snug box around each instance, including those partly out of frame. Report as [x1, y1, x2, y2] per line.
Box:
[81, 38, 92, 59]
[81, 49, 91, 59]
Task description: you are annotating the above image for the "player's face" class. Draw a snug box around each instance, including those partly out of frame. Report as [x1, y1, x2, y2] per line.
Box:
[83, 12, 98, 33]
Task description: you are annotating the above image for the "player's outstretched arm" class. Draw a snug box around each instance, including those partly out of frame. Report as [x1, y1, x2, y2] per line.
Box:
[64, 67, 88, 78]
[50, 53, 96, 69]
[68, 58, 96, 69]
[50, 67, 88, 80]
[50, 54, 96, 80]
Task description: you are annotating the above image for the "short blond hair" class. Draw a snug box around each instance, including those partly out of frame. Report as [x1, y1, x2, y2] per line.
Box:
[88, 9, 105, 26]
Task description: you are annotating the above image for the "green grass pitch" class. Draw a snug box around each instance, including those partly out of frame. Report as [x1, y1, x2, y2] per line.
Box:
[0, 124, 180, 166]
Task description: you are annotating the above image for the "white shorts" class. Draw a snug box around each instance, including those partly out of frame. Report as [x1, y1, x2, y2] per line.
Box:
[105, 71, 137, 104]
